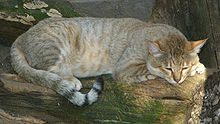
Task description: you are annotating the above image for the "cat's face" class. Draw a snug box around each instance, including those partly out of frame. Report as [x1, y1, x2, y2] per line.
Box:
[146, 34, 207, 86]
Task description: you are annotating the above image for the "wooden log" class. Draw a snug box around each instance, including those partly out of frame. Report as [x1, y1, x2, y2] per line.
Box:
[0, 68, 209, 123]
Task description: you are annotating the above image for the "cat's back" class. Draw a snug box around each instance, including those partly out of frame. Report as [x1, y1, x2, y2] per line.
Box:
[32, 17, 144, 32]
[16, 17, 145, 46]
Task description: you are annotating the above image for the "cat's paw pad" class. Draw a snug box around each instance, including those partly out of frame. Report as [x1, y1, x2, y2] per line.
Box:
[147, 74, 156, 80]
[196, 64, 205, 74]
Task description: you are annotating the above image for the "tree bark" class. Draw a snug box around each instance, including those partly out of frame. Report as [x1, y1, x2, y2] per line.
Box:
[200, 70, 220, 124]
[0, 69, 210, 124]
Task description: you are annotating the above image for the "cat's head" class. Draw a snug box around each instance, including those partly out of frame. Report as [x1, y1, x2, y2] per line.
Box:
[146, 34, 207, 86]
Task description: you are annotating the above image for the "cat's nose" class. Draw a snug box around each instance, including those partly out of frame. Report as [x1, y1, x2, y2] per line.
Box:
[174, 78, 181, 83]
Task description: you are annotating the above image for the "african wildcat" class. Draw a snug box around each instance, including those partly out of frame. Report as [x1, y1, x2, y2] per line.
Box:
[11, 17, 206, 106]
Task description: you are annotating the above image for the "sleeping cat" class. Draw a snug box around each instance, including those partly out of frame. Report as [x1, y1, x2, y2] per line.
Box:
[11, 17, 206, 106]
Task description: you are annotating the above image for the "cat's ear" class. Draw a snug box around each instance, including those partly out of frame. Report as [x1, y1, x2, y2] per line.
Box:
[190, 38, 208, 54]
[147, 41, 162, 57]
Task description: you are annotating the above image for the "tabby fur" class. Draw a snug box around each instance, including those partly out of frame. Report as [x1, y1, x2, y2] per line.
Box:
[11, 17, 206, 106]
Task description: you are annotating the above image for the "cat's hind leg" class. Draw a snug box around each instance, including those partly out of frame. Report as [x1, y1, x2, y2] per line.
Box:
[47, 65, 105, 106]
[11, 40, 103, 106]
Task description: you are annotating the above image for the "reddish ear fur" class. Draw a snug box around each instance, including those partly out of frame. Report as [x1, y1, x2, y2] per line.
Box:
[191, 38, 208, 54]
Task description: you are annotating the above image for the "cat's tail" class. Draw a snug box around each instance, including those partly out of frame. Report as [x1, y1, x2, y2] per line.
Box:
[10, 42, 104, 106]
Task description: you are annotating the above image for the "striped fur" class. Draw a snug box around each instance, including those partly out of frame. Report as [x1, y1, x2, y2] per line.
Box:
[11, 17, 206, 106]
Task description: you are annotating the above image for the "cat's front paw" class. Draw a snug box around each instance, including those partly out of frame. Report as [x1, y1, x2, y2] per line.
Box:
[190, 63, 205, 76]
[139, 74, 156, 81]
[195, 63, 205, 74]
[190, 70, 196, 76]
[146, 74, 156, 80]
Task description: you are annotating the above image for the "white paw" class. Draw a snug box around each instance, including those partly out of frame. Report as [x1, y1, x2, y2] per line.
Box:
[138, 75, 148, 82]
[190, 70, 196, 76]
[64, 78, 82, 91]
[137, 74, 156, 82]
[147, 74, 156, 80]
[71, 79, 83, 91]
[196, 63, 205, 74]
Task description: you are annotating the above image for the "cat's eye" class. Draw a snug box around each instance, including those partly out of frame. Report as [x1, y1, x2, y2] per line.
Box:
[165, 67, 172, 71]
